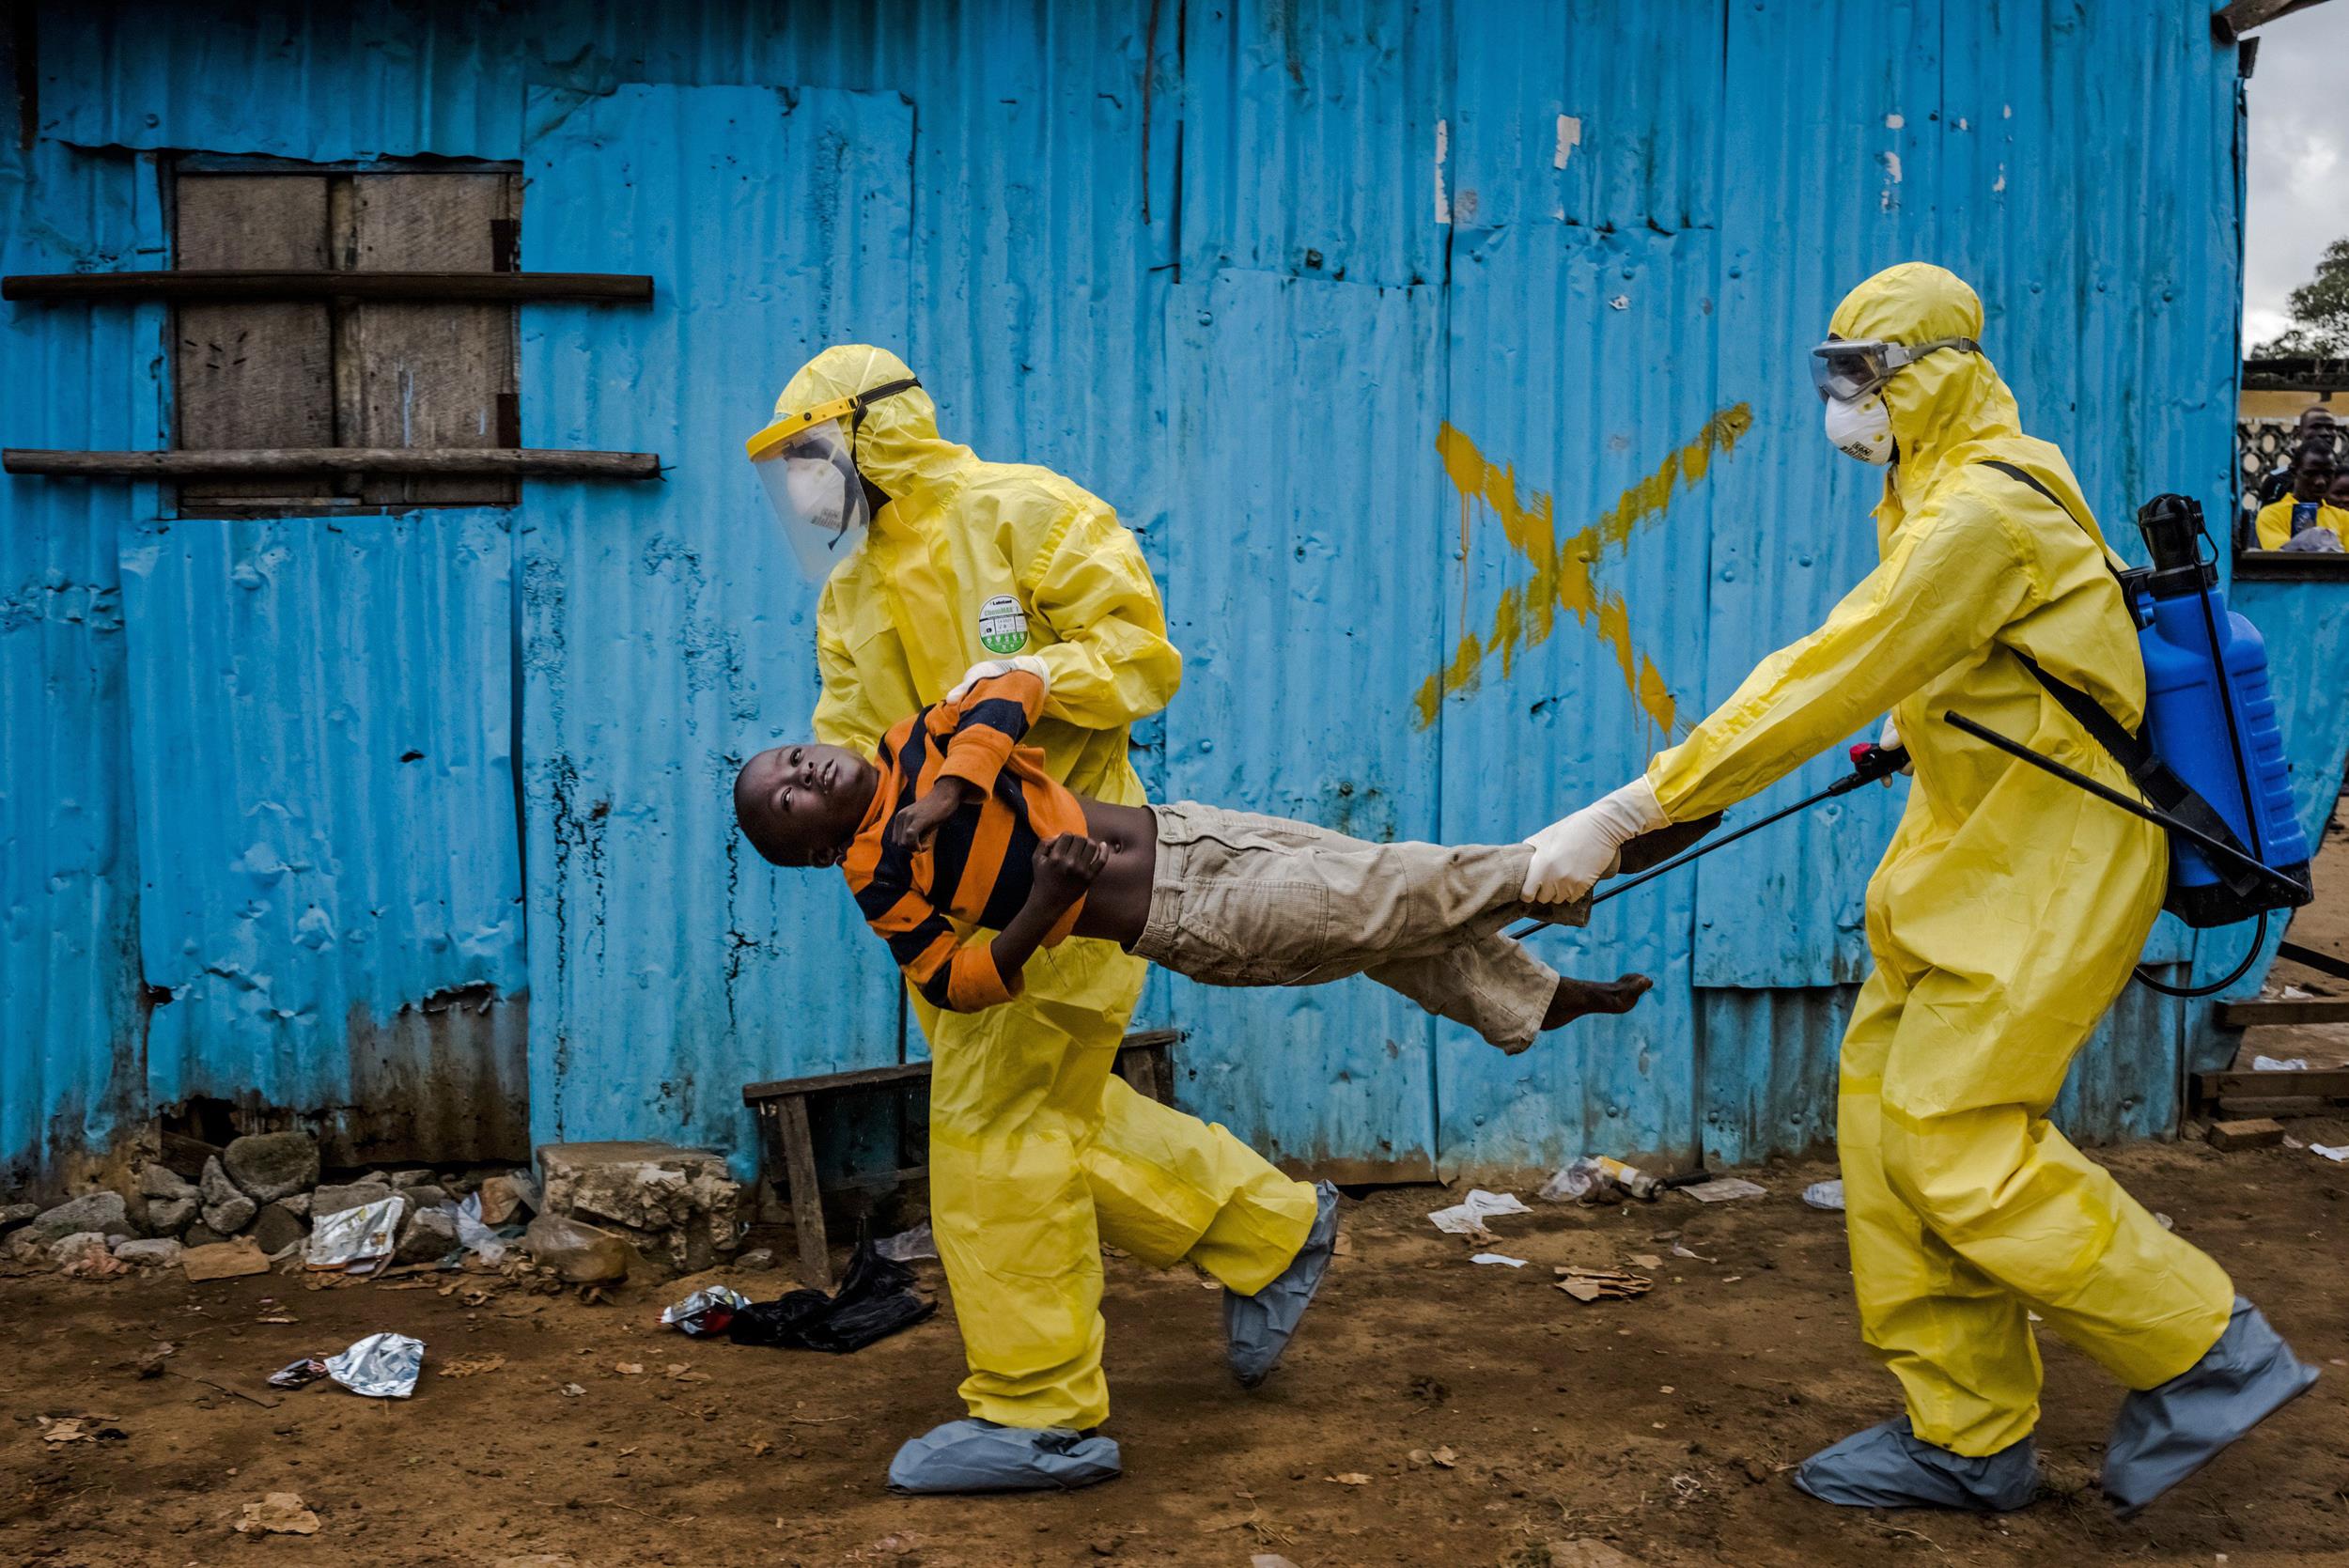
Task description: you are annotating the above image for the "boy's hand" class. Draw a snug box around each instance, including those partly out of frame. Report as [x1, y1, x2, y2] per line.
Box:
[1031, 833, 1109, 906]
[887, 776, 975, 854]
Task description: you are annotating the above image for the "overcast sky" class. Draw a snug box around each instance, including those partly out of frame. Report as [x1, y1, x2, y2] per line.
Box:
[2243, 4, 2349, 348]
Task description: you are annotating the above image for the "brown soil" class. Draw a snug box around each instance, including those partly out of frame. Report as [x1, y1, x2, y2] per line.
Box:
[6, 1140, 2348, 1568]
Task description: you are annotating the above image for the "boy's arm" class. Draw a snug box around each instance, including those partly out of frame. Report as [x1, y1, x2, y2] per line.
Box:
[931, 668, 1048, 795]
[855, 834, 1105, 1012]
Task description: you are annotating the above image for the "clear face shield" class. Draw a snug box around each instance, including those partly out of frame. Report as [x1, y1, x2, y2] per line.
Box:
[1809, 334, 1981, 402]
[744, 375, 922, 583]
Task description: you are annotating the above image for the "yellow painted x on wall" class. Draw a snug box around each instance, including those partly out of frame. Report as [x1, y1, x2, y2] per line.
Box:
[1414, 403, 1754, 737]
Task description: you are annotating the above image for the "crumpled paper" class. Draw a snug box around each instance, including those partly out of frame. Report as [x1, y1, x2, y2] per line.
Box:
[323, 1332, 423, 1398]
[1427, 1189, 1529, 1236]
[306, 1196, 406, 1273]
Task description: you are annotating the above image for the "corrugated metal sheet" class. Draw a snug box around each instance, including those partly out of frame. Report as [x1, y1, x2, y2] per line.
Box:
[519, 84, 915, 1163]
[116, 511, 526, 1164]
[0, 133, 160, 1194]
[8, 0, 2336, 1184]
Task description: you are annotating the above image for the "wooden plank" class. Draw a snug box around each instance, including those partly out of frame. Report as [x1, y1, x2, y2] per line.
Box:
[741, 1031, 1185, 1105]
[5, 448, 658, 478]
[776, 1096, 832, 1289]
[348, 172, 517, 505]
[2216, 998, 2349, 1029]
[5, 271, 652, 303]
[2195, 1069, 2349, 1101]
[173, 175, 334, 505]
[2208, 1117, 2286, 1151]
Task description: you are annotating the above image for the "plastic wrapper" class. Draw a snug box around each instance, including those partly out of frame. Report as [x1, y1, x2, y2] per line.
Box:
[661, 1285, 753, 1336]
[728, 1244, 933, 1354]
[266, 1357, 331, 1390]
[323, 1332, 424, 1398]
[306, 1195, 406, 1272]
[450, 1192, 510, 1266]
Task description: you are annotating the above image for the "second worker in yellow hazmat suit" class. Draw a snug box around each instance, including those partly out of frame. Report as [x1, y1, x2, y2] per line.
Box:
[745, 346, 1335, 1495]
[1520, 265, 2316, 1516]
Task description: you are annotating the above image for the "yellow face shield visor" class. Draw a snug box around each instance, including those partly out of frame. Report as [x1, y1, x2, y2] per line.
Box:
[744, 376, 921, 583]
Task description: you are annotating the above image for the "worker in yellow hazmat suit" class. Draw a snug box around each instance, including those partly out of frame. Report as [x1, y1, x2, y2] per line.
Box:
[1522, 265, 2315, 1516]
[746, 346, 1335, 1495]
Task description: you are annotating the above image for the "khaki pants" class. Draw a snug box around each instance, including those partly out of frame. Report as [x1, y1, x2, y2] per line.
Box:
[1132, 802, 1577, 1051]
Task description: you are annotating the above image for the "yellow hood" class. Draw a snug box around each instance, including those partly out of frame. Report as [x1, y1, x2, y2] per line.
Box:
[770, 343, 972, 502]
[1829, 263, 2023, 504]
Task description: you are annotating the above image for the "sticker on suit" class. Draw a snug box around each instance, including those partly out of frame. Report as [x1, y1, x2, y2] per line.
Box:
[978, 594, 1029, 655]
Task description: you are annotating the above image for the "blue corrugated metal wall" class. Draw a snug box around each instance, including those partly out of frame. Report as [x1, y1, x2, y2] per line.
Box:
[4, 0, 2326, 1190]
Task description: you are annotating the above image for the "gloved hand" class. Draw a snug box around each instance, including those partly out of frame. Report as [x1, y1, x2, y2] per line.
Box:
[946, 654, 1050, 705]
[1523, 776, 1668, 905]
[1877, 714, 1914, 784]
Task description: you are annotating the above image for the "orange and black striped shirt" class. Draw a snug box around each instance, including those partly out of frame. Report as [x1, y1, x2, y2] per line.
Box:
[841, 670, 1090, 1011]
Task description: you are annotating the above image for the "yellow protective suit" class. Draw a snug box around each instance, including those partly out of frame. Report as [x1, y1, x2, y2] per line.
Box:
[1645, 265, 2233, 1457]
[788, 346, 1318, 1432]
[2253, 496, 2349, 551]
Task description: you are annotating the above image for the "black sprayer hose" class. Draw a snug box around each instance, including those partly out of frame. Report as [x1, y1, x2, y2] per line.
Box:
[2134, 910, 2267, 999]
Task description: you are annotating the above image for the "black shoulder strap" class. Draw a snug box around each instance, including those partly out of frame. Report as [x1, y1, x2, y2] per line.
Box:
[1975, 460, 2265, 893]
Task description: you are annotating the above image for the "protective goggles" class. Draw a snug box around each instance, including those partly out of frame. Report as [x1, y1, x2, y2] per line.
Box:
[1809, 335, 1980, 402]
[744, 377, 920, 582]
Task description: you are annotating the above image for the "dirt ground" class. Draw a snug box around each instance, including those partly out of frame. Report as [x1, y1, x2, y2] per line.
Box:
[12, 806, 2349, 1567]
[6, 1135, 2349, 1568]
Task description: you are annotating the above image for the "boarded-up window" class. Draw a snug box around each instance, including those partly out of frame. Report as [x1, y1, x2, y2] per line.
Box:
[171, 164, 521, 513]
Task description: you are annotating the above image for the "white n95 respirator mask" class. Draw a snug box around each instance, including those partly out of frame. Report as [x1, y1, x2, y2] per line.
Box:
[1823, 394, 1893, 466]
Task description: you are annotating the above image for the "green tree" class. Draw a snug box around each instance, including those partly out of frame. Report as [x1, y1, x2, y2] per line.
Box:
[2257, 236, 2349, 357]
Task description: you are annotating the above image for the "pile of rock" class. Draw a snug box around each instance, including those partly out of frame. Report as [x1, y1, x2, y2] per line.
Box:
[0, 1131, 533, 1276]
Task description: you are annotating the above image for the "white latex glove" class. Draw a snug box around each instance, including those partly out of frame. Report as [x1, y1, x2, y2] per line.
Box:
[1877, 714, 1914, 784]
[1523, 776, 1668, 905]
[945, 654, 1050, 705]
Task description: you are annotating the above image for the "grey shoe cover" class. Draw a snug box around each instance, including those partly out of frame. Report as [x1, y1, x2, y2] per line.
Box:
[1793, 1415, 2040, 1511]
[885, 1419, 1122, 1494]
[2102, 1296, 2319, 1519]
[1225, 1179, 1341, 1389]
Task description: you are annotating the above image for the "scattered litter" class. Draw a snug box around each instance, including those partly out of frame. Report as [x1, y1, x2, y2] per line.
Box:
[1252, 1557, 1304, 1568]
[1428, 1189, 1531, 1235]
[233, 1493, 320, 1535]
[266, 1358, 331, 1390]
[1408, 1445, 1459, 1468]
[55, 1234, 125, 1279]
[2279, 985, 2313, 1001]
[323, 1332, 423, 1399]
[1628, 1251, 1664, 1269]
[1802, 1179, 1845, 1211]
[873, 1220, 938, 1263]
[439, 1355, 506, 1379]
[1670, 1241, 1717, 1263]
[615, 1362, 644, 1375]
[1469, 1252, 1526, 1268]
[2285, 1135, 2308, 1150]
[727, 1243, 934, 1354]
[1680, 1177, 1767, 1203]
[37, 1416, 124, 1444]
[305, 1196, 406, 1273]
[475, 1172, 532, 1227]
[1326, 1472, 1372, 1485]
[2312, 1144, 2349, 1163]
[449, 1192, 513, 1266]
[560, 1382, 586, 1397]
[661, 1285, 754, 1337]
[2154, 1212, 2175, 1231]
[182, 1237, 272, 1281]
[1539, 1157, 1659, 1204]
[1555, 1265, 1653, 1302]
[2253, 1056, 2309, 1072]
[522, 1213, 630, 1284]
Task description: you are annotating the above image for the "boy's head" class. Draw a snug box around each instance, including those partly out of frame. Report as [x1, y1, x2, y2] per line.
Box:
[734, 742, 878, 866]
[2292, 441, 2337, 503]
[2329, 466, 2349, 507]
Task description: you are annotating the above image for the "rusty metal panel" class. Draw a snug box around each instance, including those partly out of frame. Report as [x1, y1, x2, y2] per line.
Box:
[518, 85, 914, 1168]
[1430, 5, 1727, 1172]
[116, 511, 528, 1165]
[0, 136, 162, 1194]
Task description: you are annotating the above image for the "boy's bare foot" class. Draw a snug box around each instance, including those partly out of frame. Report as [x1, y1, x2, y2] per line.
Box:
[1540, 972, 1652, 1031]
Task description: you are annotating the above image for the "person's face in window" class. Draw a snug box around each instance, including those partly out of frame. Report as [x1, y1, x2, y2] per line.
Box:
[2294, 449, 2338, 503]
[2327, 467, 2349, 508]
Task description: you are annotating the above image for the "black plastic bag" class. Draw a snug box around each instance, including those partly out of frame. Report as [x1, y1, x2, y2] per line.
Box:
[727, 1241, 935, 1353]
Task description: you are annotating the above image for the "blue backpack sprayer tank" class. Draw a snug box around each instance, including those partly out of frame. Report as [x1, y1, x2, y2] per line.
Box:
[1507, 477, 2311, 1003]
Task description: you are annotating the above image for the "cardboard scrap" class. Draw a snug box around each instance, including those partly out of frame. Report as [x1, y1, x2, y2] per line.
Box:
[234, 1493, 320, 1536]
[1555, 1265, 1652, 1302]
[181, 1237, 272, 1282]
[1679, 1177, 1767, 1203]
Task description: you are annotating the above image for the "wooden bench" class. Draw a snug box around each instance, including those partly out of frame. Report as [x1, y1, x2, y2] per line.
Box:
[742, 1029, 1179, 1287]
